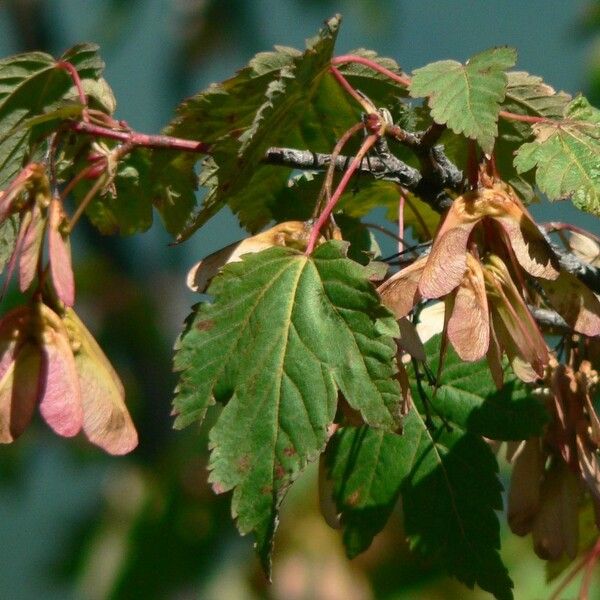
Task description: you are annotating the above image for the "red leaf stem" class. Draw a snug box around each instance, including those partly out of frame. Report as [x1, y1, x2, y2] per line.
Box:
[70, 121, 211, 153]
[331, 54, 412, 88]
[498, 110, 552, 125]
[55, 61, 89, 122]
[329, 66, 374, 112]
[305, 133, 379, 255]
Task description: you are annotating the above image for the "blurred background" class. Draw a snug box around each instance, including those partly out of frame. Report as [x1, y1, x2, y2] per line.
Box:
[0, 1, 599, 598]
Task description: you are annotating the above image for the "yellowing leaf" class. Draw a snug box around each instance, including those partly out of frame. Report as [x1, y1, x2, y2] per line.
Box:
[186, 221, 311, 293]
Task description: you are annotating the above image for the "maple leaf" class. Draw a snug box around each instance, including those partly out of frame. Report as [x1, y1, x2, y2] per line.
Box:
[514, 96, 600, 213]
[409, 47, 517, 153]
[173, 241, 401, 572]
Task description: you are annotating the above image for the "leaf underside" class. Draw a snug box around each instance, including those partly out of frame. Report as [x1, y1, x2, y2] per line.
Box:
[514, 96, 600, 214]
[154, 15, 409, 239]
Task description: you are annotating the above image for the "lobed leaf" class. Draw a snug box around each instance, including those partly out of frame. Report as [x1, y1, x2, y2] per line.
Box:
[513, 96, 600, 214]
[412, 335, 548, 440]
[173, 240, 400, 572]
[402, 412, 514, 600]
[324, 411, 421, 557]
[0, 44, 105, 188]
[154, 16, 408, 239]
[496, 71, 571, 201]
[409, 47, 517, 153]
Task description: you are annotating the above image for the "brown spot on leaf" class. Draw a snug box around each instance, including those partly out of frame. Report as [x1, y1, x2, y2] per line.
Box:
[347, 489, 361, 507]
[195, 319, 214, 332]
[283, 446, 296, 457]
[275, 463, 285, 480]
[212, 482, 225, 494]
[237, 455, 250, 473]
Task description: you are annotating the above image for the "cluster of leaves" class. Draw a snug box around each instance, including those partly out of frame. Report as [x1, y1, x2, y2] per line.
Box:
[1, 13, 600, 600]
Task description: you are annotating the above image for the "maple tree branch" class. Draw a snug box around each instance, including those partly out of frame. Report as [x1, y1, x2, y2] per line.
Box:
[264, 141, 461, 213]
[527, 306, 570, 332]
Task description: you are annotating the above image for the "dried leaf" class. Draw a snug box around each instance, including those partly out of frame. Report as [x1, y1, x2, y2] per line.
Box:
[378, 256, 426, 318]
[508, 438, 543, 535]
[539, 270, 600, 336]
[531, 463, 580, 560]
[187, 221, 310, 292]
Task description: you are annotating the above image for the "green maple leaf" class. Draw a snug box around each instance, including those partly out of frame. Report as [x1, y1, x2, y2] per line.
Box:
[0, 44, 106, 187]
[153, 16, 408, 239]
[173, 241, 401, 571]
[324, 414, 421, 558]
[514, 96, 600, 214]
[409, 47, 517, 153]
[403, 414, 513, 600]
[325, 334, 546, 597]
[417, 335, 548, 440]
[325, 408, 513, 599]
[496, 71, 571, 201]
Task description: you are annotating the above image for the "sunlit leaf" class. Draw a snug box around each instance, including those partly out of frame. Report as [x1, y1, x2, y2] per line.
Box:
[154, 17, 408, 239]
[0, 44, 105, 188]
[496, 71, 571, 201]
[514, 96, 600, 213]
[409, 47, 517, 153]
[173, 240, 400, 571]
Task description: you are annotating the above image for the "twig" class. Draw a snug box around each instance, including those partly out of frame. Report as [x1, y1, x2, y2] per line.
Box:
[363, 221, 409, 246]
[70, 121, 211, 153]
[265, 145, 422, 188]
[526, 306, 570, 332]
[543, 221, 600, 247]
[67, 175, 106, 232]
